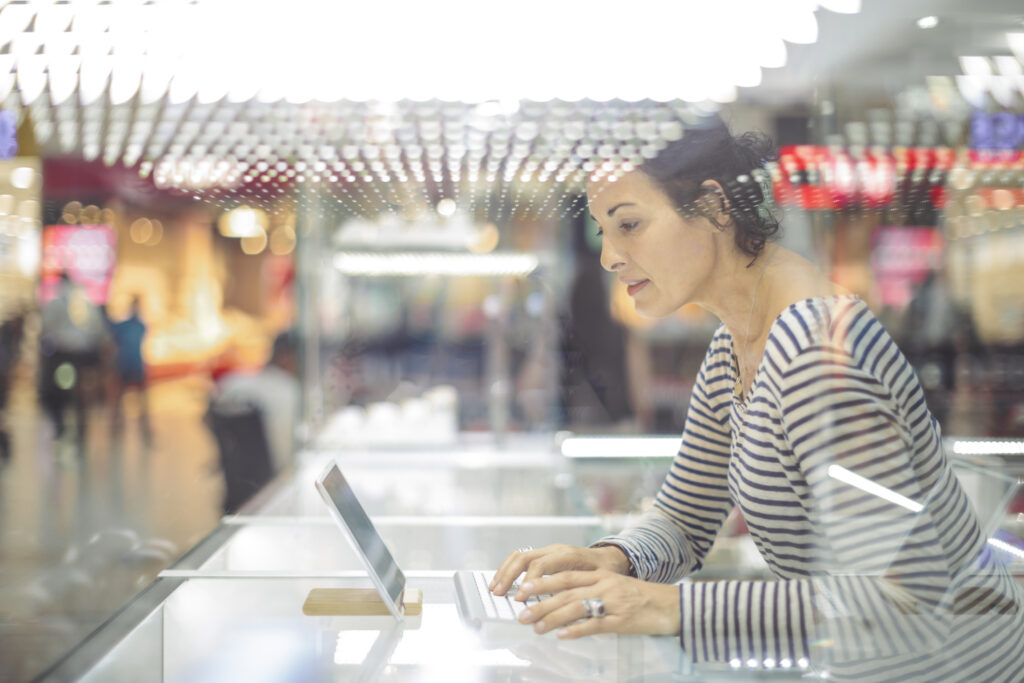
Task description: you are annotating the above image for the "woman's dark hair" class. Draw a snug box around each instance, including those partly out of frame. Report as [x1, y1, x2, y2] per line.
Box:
[639, 119, 779, 263]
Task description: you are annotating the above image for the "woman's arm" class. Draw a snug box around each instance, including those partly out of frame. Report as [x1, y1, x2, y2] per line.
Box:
[593, 328, 736, 583]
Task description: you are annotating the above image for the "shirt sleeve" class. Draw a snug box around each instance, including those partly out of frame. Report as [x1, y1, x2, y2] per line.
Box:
[679, 344, 959, 666]
[594, 330, 736, 583]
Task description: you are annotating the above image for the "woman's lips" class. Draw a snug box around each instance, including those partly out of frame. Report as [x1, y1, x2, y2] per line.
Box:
[627, 280, 650, 296]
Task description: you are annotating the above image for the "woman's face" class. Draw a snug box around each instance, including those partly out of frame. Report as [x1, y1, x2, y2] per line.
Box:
[587, 171, 718, 318]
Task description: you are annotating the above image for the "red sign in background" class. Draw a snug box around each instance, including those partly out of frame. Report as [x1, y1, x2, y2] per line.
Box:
[773, 146, 965, 211]
[38, 224, 117, 304]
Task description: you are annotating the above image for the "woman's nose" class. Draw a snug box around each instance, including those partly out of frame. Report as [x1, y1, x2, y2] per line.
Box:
[599, 238, 624, 272]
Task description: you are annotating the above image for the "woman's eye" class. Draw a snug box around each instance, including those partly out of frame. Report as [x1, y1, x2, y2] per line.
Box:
[620, 221, 639, 231]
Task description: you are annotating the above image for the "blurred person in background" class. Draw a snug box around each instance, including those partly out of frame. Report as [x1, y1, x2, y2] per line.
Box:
[109, 296, 151, 443]
[208, 331, 300, 511]
[0, 310, 25, 463]
[561, 233, 638, 430]
[213, 330, 299, 472]
[490, 119, 1023, 679]
[39, 273, 108, 458]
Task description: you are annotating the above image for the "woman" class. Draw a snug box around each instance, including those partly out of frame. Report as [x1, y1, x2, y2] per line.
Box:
[490, 120, 1023, 679]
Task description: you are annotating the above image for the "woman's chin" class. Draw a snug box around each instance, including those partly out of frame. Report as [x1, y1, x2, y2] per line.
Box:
[632, 302, 667, 319]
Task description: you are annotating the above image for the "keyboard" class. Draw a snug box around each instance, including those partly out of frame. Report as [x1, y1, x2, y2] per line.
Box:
[454, 570, 552, 628]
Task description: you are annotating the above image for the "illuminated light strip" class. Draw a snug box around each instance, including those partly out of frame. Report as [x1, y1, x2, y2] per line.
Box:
[560, 436, 680, 459]
[333, 251, 538, 277]
[988, 538, 1024, 561]
[223, 515, 603, 527]
[826, 464, 924, 513]
[952, 440, 1024, 456]
[159, 569, 460, 579]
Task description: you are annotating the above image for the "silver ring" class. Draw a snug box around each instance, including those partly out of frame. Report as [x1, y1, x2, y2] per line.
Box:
[582, 598, 606, 619]
[516, 546, 533, 553]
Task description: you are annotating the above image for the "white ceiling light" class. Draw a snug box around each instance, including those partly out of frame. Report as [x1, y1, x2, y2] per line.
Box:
[0, 0, 857, 106]
[219, 206, 267, 238]
[35, 5, 75, 35]
[817, 0, 861, 13]
[167, 70, 199, 105]
[10, 33, 44, 61]
[989, 76, 1017, 107]
[959, 56, 993, 78]
[955, 75, 988, 108]
[16, 60, 48, 106]
[0, 4, 35, 49]
[560, 436, 680, 459]
[1009, 33, 1024, 64]
[110, 60, 142, 105]
[10, 166, 34, 190]
[916, 16, 939, 30]
[756, 36, 789, 69]
[139, 58, 174, 105]
[0, 73, 13, 102]
[333, 251, 539, 277]
[47, 57, 80, 105]
[78, 56, 112, 106]
[952, 440, 1024, 456]
[994, 55, 1023, 77]
[779, 7, 819, 44]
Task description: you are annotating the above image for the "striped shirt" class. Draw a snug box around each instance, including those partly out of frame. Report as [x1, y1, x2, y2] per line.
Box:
[598, 296, 1024, 680]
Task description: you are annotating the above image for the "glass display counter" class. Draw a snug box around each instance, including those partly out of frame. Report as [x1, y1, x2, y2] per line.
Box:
[59, 576, 793, 683]
[36, 434, 1023, 681]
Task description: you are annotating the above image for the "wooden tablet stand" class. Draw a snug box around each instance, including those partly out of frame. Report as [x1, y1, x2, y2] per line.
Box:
[302, 588, 423, 617]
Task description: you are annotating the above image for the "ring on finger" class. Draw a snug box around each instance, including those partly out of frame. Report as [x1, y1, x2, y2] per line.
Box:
[516, 546, 533, 553]
[582, 598, 606, 619]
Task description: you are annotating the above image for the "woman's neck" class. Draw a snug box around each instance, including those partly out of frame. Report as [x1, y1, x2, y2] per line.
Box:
[697, 244, 842, 348]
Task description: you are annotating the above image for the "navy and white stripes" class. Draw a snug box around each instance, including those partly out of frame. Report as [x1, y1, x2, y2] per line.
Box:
[598, 296, 1024, 680]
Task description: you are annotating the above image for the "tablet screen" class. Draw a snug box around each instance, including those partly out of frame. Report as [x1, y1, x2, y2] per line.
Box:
[316, 464, 406, 615]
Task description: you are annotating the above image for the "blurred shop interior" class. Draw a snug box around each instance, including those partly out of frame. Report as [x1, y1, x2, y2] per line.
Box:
[0, 0, 1022, 681]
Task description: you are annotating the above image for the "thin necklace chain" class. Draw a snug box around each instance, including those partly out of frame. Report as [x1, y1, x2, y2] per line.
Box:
[739, 247, 772, 399]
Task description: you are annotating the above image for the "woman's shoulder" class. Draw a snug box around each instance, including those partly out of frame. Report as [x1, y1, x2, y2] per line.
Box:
[767, 295, 883, 366]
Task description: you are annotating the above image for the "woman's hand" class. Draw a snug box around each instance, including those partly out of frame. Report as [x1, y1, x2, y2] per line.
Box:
[514, 569, 680, 639]
[489, 544, 631, 596]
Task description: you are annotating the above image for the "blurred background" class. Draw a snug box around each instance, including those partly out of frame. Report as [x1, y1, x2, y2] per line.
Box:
[0, 0, 1023, 680]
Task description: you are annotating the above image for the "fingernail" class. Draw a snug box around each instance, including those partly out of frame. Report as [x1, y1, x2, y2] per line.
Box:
[520, 582, 534, 593]
[534, 621, 545, 633]
[518, 609, 532, 622]
[557, 629, 570, 638]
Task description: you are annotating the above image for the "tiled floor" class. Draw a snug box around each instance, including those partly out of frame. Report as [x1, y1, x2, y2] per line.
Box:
[0, 364, 224, 683]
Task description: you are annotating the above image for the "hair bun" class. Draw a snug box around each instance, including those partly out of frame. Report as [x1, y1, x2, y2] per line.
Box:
[732, 131, 778, 170]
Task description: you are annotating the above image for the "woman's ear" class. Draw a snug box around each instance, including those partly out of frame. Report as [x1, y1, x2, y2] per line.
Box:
[698, 180, 733, 227]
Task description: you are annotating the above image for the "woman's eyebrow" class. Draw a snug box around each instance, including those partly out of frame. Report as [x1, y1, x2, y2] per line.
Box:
[607, 202, 636, 217]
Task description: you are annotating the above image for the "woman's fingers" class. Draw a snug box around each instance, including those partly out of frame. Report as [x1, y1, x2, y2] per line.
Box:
[526, 596, 591, 634]
[492, 544, 593, 596]
[518, 585, 618, 638]
[490, 547, 536, 594]
[517, 573, 604, 625]
[513, 571, 681, 638]
[515, 569, 603, 600]
[554, 615, 618, 639]
[519, 546, 581, 587]
[520, 553, 557, 587]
